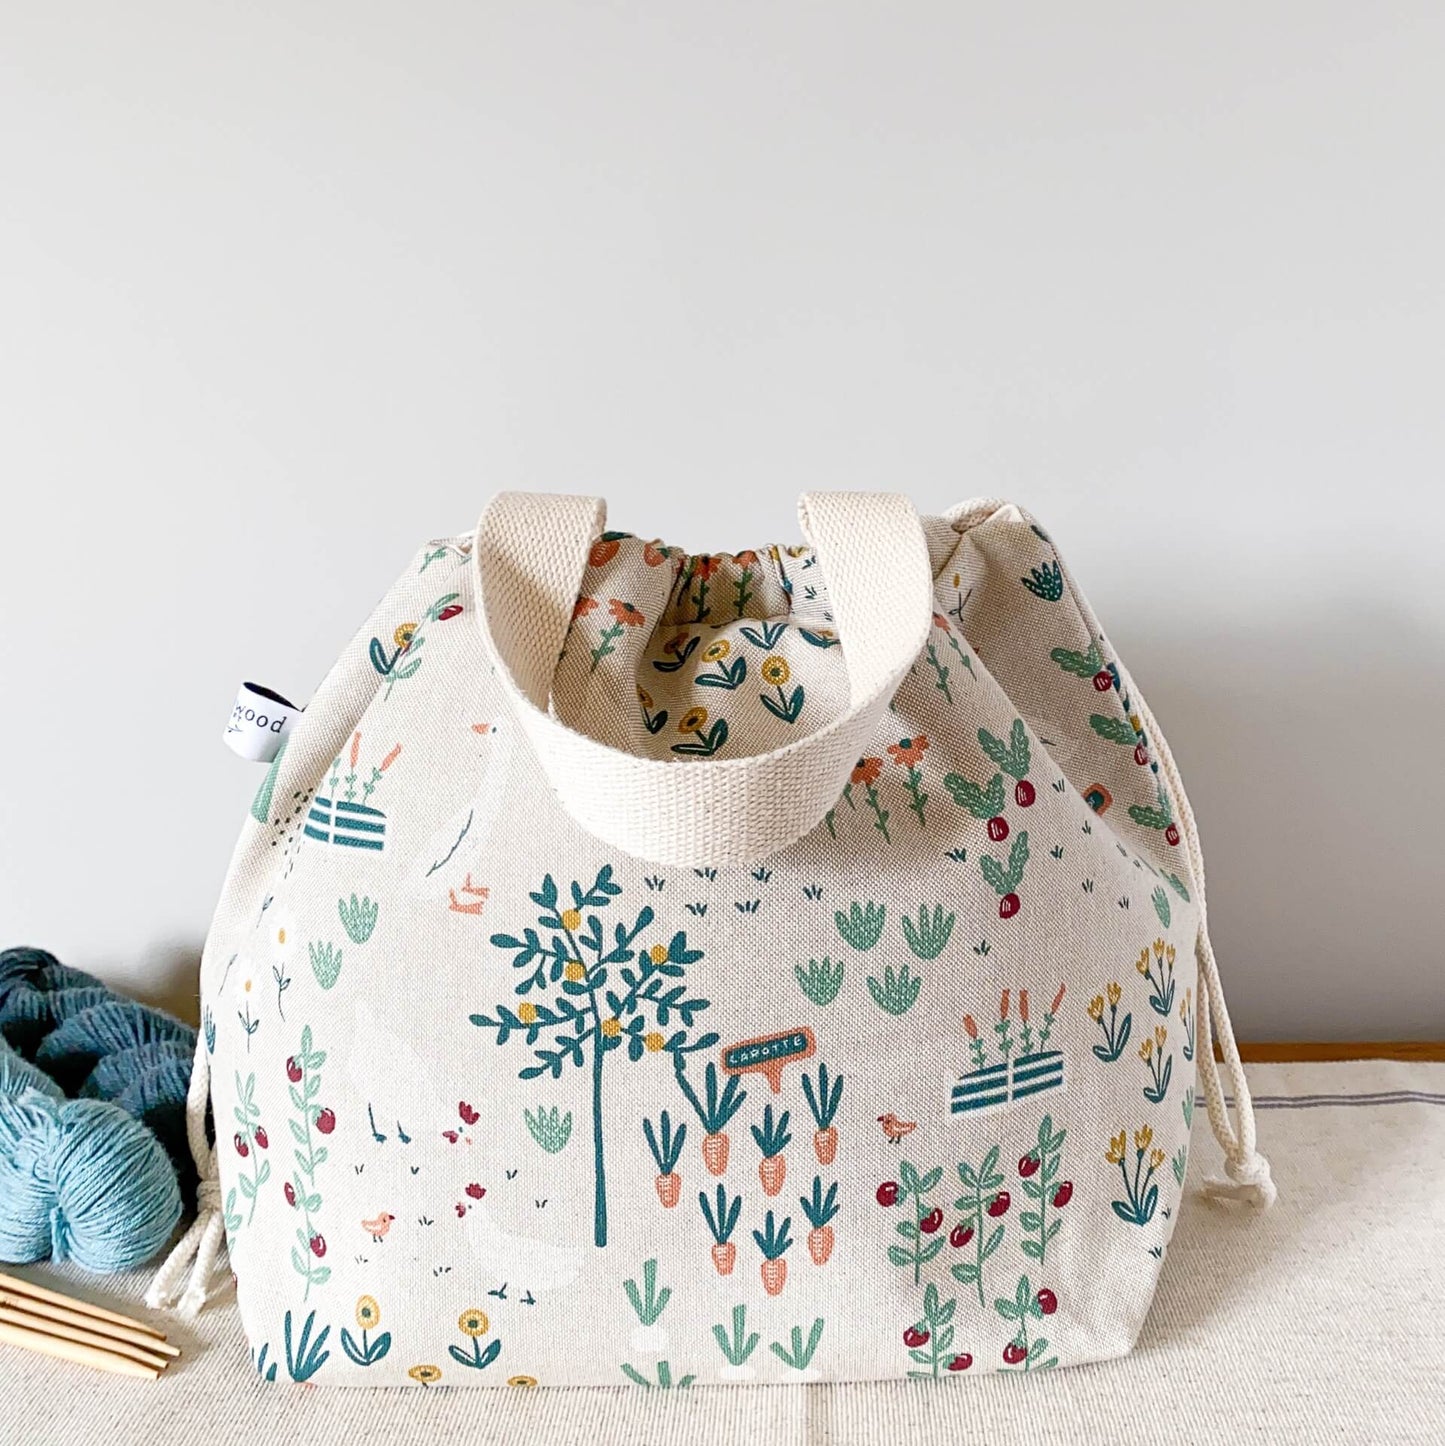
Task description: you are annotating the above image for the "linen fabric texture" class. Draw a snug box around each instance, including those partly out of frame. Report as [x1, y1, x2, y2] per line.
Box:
[199, 493, 1223, 1389]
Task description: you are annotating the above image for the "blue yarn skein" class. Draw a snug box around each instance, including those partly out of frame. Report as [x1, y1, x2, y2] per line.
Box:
[0, 947, 194, 1273]
[0, 948, 197, 1187]
[0, 1037, 182, 1271]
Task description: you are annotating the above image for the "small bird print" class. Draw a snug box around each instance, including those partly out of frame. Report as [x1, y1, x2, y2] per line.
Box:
[878, 1113, 917, 1145]
[362, 1211, 396, 1242]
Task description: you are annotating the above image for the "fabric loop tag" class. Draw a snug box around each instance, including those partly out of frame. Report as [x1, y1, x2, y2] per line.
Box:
[224, 682, 299, 762]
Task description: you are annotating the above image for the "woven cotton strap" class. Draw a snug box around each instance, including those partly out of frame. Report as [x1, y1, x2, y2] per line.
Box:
[474, 491, 934, 867]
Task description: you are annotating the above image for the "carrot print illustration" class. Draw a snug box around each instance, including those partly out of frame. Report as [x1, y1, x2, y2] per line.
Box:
[643, 1111, 686, 1208]
[801, 1177, 839, 1265]
[752, 1104, 792, 1197]
[699, 1184, 742, 1276]
[675, 1058, 747, 1177]
[801, 1062, 843, 1164]
[753, 1210, 793, 1296]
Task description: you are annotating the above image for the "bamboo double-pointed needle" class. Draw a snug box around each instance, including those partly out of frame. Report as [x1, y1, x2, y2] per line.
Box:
[0, 1319, 161, 1380]
[0, 1272, 168, 1342]
[0, 1304, 171, 1372]
[0, 1295, 178, 1361]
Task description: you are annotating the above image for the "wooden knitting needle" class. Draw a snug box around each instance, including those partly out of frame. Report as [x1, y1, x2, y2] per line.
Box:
[0, 1290, 180, 1358]
[0, 1304, 171, 1372]
[0, 1272, 168, 1341]
[0, 1318, 161, 1380]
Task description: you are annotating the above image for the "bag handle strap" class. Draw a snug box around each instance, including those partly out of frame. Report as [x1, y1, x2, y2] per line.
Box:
[473, 490, 933, 866]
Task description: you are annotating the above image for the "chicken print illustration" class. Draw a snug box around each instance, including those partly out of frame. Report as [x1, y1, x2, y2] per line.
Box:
[878, 1113, 917, 1145]
[362, 1211, 395, 1243]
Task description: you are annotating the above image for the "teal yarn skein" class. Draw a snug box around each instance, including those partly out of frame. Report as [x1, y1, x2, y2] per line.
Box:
[0, 1038, 182, 1271]
[0, 947, 192, 1272]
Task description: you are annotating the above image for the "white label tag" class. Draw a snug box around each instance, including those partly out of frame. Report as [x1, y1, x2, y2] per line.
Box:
[225, 682, 300, 762]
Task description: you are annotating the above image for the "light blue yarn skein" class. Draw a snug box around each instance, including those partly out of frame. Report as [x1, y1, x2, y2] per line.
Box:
[0, 1037, 182, 1272]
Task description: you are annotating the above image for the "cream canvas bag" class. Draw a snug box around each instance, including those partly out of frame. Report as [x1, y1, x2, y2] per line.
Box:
[151, 492, 1273, 1388]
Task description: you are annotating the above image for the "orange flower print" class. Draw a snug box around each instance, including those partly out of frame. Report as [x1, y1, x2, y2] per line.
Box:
[851, 757, 882, 787]
[664, 630, 691, 657]
[887, 737, 930, 827]
[734, 549, 759, 568]
[844, 758, 891, 842]
[932, 612, 950, 629]
[683, 555, 721, 622]
[589, 538, 620, 567]
[886, 735, 929, 769]
[588, 598, 641, 673]
[643, 540, 666, 567]
[608, 599, 646, 627]
[573, 596, 599, 621]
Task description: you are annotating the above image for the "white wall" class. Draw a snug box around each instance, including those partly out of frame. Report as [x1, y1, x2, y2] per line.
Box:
[2, 3, 1442, 1037]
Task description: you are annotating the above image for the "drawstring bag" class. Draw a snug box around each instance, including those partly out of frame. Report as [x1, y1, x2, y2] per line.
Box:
[151, 492, 1272, 1387]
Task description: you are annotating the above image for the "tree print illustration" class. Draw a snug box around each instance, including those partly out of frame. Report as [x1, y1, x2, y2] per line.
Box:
[472, 866, 718, 1246]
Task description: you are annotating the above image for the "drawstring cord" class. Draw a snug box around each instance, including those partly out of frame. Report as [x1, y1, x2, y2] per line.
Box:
[145, 1034, 232, 1314]
[1131, 684, 1276, 1209]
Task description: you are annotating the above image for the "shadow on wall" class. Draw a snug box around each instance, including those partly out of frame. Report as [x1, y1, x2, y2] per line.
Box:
[1117, 600, 1445, 1040]
[114, 940, 205, 1028]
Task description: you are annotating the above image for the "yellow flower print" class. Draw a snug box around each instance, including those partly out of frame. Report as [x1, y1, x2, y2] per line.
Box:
[508, 1375, 538, 1388]
[644, 1031, 665, 1052]
[560, 908, 582, 930]
[277, 927, 287, 945]
[702, 638, 731, 663]
[1087, 995, 1105, 1022]
[1107, 981, 1122, 1007]
[1106, 1131, 1127, 1166]
[1139, 1037, 1154, 1061]
[1153, 938, 1167, 959]
[1180, 989, 1192, 1022]
[1154, 1024, 1168, 1049]
[1136, 949, 1151, 975]
[1149, 1148, 1166, 1171]
[678, 706, 709, 735]
[637, 686, 655, 709]
[1165, 943, 1177, 967]
[1134, 1125, 1153, 1154]
[518, 1002, 539, 1025]
[355, 1295, 381, 1330]
[408, 1364, 442, 1385]
[563, 961, 586, 982]
[244, 978, 252, 993]
[761, 655, 790, 687]
[601, 1017, 621, 1038]
[649, 944, 668, 964]
[458, 1308, 489, 1338]
[394, 622, 418, 649]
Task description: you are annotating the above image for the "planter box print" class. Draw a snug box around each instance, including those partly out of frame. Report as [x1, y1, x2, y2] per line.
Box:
[306, 733, 400, 852]
[304, 796, 388, 852]
[950, 1050, 1065, 1118]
